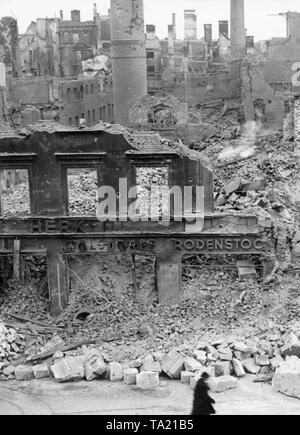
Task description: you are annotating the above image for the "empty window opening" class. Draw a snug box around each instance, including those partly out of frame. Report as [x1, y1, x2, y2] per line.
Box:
[0, 169, 31, 217]
[136, 166, 169, 220]
[148, 105, 177, 130]
[67, 168, 98, 216]
[73, 33, 79, 43]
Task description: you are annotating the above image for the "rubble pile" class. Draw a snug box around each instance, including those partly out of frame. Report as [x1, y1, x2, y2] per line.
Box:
[0, 283, 50, 323]
[0, 322, 26, 380]
[52, 263, 292, 347]
[209, 133, 299, 220]
[1, 255, 299, 361]
[1, 181, 31, 217]
[1, 327, 299, 396]
[67, 170, 98, 216]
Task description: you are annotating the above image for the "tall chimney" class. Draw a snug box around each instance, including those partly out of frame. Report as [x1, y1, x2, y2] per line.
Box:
[93, 3, 102, 49]
[60, 10, 64, 20]
[93, 3, 97, 21]
[168, 25, 175, 55]
[230, 0, 245, 59]
[172, 13, 177, 40]
[219, 20, 229, 38]
[111, 0, 147, 126]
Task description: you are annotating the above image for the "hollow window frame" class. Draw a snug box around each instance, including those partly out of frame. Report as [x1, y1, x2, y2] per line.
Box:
[0, 163, 34, 216]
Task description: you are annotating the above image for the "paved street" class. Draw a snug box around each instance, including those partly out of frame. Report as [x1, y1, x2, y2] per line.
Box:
[0, 376, 299, 415]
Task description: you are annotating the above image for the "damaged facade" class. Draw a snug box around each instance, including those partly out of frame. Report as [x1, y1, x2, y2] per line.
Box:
[0, 122, 277, 316]
[0, 0, 300, 402]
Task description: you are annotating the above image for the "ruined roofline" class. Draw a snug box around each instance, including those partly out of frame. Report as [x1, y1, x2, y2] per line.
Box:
[0, 121, 213, 170]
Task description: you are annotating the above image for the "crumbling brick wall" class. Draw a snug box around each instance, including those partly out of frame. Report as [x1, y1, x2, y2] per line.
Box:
[9, 77, 54, 105]
[241, 59, 285, 129]
[129, 94, 188, 130]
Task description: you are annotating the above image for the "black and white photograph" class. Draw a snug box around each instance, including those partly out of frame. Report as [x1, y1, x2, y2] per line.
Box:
[0, 0, 299, 419]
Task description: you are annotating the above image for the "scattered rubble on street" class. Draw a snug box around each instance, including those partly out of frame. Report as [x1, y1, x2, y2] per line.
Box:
[1, 317, 300, 397]
[272, 356, 300, 399]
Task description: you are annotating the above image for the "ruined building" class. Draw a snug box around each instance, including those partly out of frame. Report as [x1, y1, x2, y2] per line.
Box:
[19, 18, 60, 77]
[0, 17, 21, 79]
[58, 77, 114, 126]
[19, 5, 110, 79]
[58, 9, 101, 77]
[146, 25, 163, 95]
[0, 122, 274, 315]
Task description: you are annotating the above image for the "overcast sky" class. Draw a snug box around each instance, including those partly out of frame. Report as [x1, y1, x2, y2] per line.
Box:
[0, 0, 297, 40]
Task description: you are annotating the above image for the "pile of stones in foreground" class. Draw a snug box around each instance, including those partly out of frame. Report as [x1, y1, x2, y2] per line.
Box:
[0, 323, 26, 377]
[1, 327, 300, 398]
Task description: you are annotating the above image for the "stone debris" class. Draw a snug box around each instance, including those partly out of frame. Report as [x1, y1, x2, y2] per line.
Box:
[141, 355, 162, 374]
[208, 376, 238, 393]
[219, 348, 233, 361]
[232, 358, 246, 378]
[242, 358, 261, 375]
[255, 355, 270, 367]
[272, 356, 300, 399]
[123, 368, 138, 385]
[270, 355, 284, 370]
[14, 365, 34, 381]
[192, 350, 207, 365]
[123, 358, 142, 369]
[213, 361, 232, 377]
[109, 362, 123, 382]
[237, 262, 258, 280]
[53, 351, 64, 361]
[51, 357, 85, 383]
[2, 365, 15, 378]
[233, 342, 255, 353]
[136, 371, 160, 390]
[184, 357, 203, 372]
[0, 323, 25, 364]
[181, 371, 194, 384]
[281, 333, 300, 359]
[162, 351, 185, 379]
[32, 363, 51, 380]
[84, 350, 107, 382]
